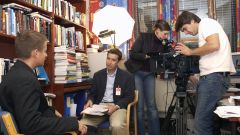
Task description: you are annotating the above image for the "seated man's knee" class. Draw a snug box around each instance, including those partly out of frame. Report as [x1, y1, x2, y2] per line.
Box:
[111, 120, 125, 129]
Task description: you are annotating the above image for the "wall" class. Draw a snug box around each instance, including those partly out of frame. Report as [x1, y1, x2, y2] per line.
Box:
[155, 78, 176, 114]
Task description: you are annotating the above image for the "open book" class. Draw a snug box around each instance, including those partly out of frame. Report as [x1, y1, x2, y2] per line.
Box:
[81, 104, 108, 116]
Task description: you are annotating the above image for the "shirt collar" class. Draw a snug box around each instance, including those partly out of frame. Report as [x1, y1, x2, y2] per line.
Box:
[107, 68, 117, 77]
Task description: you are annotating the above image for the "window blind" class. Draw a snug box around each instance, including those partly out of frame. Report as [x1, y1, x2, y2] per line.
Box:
[215, 0, 237, 52]
[178, 0, 208, 39]
[134, 0, 158, 38]
[178, 0, 237, 51]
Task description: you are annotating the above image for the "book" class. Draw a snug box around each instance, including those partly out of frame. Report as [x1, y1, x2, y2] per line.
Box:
[0, 4, 2, 32]
[2, 3, 31, 12]
[28, 12, 52, 23]
[35, 66, 49, 83]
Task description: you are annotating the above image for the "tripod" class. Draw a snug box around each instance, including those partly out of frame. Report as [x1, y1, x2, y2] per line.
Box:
[161, 73, 196, 135]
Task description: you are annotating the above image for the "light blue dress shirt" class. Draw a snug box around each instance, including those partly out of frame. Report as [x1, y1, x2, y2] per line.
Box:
[101, 69, 117, 103]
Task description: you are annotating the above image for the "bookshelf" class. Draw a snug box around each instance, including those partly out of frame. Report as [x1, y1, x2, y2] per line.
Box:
[0, 0, 91, 114]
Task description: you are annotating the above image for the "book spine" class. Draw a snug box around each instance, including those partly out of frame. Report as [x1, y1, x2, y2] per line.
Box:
[0, 5, 2, 32]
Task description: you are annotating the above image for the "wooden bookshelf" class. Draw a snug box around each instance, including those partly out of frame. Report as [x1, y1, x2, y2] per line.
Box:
[0, 0, 91, 114]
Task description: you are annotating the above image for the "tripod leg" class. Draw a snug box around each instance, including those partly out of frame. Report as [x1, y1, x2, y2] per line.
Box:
[161, 95, 177, 134]
[175, 97, 187, 135]
[186, 94, 196, 117]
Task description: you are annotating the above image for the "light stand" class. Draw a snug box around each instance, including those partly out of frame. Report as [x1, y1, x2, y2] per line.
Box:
[98, 30, 116, 48]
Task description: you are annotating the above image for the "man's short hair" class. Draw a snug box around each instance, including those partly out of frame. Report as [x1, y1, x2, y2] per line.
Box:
[107, 48, 122, 61]
[175, 11, 201, 32]
[15, 31, 48, 59]
[153, 19, 170, 31]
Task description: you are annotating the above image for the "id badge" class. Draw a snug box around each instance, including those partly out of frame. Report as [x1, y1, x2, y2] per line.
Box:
[116, 87, 121, 96]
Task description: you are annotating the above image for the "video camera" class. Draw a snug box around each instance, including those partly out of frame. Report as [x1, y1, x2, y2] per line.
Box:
[148, 39, 200, 95]
[148, 39, 199, 75]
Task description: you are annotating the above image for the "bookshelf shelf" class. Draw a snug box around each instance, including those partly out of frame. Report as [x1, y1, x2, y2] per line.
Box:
[54, 15, 86, 30]
[0, 32, 15, 43]
[0, 32, 53, 46]
[75, 49, 86, 53]
[64, 82, 92, 93]
[67, 0, 86, 4]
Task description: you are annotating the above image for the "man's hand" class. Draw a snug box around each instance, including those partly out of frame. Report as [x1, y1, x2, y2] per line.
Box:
[189, 75, 199, 86]
[84, 100, 93, 110]
[175, 43, 192, 56]
[55, 110, 62, 117]
[107, 104, 119, 115]
[78, 121, 87, 135]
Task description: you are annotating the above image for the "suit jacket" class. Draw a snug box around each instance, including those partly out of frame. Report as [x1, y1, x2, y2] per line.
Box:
[88, 68, 135, 109]
[0, 60, 78, 135]
[125, 32, 167, 73]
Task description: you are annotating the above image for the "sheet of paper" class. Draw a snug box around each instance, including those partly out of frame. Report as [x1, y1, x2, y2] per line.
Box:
[81, 104, 108, 116]
[214, 106, 240, 118]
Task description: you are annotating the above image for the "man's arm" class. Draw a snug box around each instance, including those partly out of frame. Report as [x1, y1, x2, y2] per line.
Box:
[87, 73, 98, 103]
[115, 73, 135, 109]
[176, 33, 220, 56]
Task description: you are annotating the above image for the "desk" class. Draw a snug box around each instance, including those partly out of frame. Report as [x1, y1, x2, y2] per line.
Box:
[230, 77, 240, 84]
[218, 92, 240, 135]
[228, 117, 240, 135]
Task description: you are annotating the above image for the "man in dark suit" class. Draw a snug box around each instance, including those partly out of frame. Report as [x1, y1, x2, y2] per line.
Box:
[0, 31, 87, 135]
[81, 48, 135, 135]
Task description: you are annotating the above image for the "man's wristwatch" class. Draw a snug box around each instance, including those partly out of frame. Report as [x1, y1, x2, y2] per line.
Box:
[115, 105, 120, 110]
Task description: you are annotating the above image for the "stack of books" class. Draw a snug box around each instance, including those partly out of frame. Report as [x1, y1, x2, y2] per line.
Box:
[54, 46, 77, 84]
[76, 52, 90, 82]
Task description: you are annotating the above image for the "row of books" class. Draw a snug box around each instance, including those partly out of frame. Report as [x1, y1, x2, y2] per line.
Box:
[54, 0, 86, 26]
[0, 58, 49, 83]
[54, 25, 84, 50]
[0, 58, 14, 83]
[0, 3, 52, 41]
[54, 46, 90, 84]
[21, 0, 53, 12]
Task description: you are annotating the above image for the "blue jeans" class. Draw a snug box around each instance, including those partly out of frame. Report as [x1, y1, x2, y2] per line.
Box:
[195, 72, 230, 135]
[134, 71, 160, 135]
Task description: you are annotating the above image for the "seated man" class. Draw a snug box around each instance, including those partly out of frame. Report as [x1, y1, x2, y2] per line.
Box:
[81, 48, 135, 135]
[0, 31, 87, 135]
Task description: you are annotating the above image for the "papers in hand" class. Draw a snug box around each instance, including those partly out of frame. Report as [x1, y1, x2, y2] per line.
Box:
[81, 104, 108, 116]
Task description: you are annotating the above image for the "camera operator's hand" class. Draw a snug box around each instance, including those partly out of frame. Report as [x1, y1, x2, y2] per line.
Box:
[175, 43, 192, 56]
[189, 75, 199, 86]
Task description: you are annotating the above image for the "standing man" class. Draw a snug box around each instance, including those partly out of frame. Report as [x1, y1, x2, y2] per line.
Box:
[0, 31, 87, 135]
[175, 11, 235, 135]
[81, 48, 135, 135]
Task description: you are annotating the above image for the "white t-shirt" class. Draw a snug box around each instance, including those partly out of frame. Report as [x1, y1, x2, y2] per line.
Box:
[198, 18, 236, 76]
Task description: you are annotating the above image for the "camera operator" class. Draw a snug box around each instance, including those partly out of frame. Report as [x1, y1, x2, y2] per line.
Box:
[125, 20, 170, 135]
[174, 11, 236, 135]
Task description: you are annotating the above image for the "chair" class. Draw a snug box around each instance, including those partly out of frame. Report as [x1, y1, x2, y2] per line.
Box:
[98, 90, 139, 135]
[0, 107, 23, 135]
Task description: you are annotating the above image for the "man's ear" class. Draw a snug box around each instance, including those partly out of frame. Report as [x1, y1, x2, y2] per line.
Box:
[31, 49, 38, 57]
[191, 19, 195, 24]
